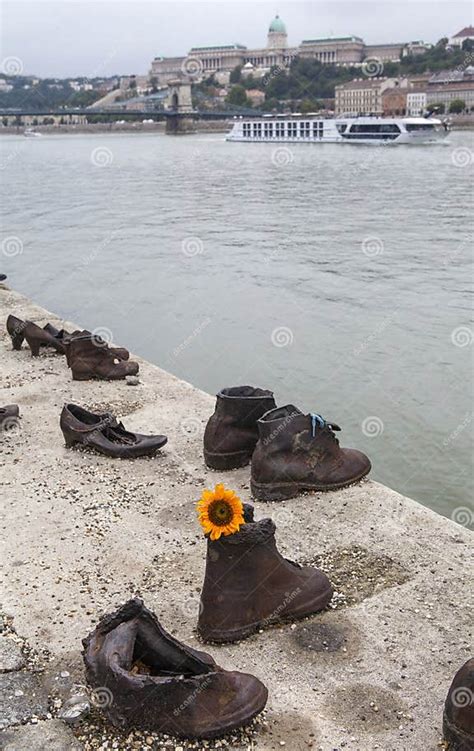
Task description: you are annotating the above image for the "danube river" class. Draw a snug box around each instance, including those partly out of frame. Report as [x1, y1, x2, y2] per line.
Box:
[1, 129, 472, 519]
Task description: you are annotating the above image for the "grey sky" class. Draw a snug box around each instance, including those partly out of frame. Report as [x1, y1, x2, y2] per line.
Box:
[1, 1, 471, 78]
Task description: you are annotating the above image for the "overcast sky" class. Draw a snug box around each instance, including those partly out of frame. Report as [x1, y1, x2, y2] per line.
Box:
[1, 1, 471, 78]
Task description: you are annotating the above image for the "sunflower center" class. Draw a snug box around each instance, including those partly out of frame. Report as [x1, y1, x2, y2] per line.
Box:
[208, 500, 233, 526]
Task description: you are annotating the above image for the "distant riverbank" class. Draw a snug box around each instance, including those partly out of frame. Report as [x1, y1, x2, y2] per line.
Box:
[0, 121, 230, 136]
[1, 114, 473, 136]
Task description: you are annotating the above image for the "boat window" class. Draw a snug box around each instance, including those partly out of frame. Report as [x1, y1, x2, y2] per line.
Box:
[336, 124, 347, 133]
[405, 123, 435, 131]
[342, 123, 401, 139]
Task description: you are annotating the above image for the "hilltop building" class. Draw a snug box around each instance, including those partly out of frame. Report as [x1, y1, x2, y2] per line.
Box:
[448, 26, 474, 48]
[149, 16, 431, 85]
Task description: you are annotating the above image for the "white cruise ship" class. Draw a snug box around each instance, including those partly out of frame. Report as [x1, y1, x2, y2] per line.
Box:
[226, 115, 448, 145]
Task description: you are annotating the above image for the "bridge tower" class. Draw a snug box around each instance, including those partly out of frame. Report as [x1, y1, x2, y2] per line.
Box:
[165, 79, 195, 134]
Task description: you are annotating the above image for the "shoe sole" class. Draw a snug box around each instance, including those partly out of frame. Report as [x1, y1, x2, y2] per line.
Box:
[71, 373, 135, 381]
[204, 448, 253, 470]
[64, 438, 167, 458]
[443, 710, 474, 750]
[250, 466, 371, 502]
[198, 586, 333, 644]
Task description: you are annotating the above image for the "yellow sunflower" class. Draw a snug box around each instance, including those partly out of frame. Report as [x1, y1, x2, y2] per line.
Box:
[197, 483, 245, 540]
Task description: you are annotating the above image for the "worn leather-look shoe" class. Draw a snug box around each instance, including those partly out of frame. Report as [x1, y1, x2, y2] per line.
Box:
[204, 386, 276, 470]
[198, 504, 332, 643]
[60, 403, 167, 457]
[443, 658, 474, 750]
[67, 334, 138, 380]
[64, 330, 129, 366]
[23, 321, 67, 356]
[0, 404, 20, 431]
[6, 314, 28, 350]
[82, 598, 268, 739]
[6, 315, 69, 354]
[251, 405, 371, 501]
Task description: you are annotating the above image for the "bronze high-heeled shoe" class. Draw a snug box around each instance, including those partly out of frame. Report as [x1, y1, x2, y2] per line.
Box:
[6, 314, 27, 350]
[23, 321, 67, 357]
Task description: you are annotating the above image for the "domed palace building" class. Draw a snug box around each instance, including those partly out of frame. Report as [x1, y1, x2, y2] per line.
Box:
[149, 15, 430, 85]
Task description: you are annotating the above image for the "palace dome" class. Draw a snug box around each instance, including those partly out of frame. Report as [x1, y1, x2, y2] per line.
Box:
[269, 15, 286, 33]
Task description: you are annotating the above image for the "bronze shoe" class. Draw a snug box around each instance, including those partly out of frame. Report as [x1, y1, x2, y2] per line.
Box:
[6, 315, 69, 353]
[67, 334, 138, 380]
[251, 405, 371, 501]
[63, 330, 129, 366]
[198, 504, 332, 643]
[443, 658, 474, 750]
[60, 403, 166, 458]
[82, 598, 268, 739]
[0, 404, 20, 431]
[204, 386, 276, 469]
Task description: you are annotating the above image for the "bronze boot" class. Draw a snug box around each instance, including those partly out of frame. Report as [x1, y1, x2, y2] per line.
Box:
[197, 504, 332, 643]
[443, 658, 474, 750]
[67, 334, 138, 380]
[63, 330, 129, 366]
[82, 598, 267, 739]
[251, 405, 371, 501]
[204, 386, 276, 469]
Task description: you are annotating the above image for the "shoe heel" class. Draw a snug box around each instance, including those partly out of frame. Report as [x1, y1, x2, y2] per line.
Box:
[204, 449, 253, 470]
[10, 333, 24, 350]
[25, 337, 41, 357]
[71, 371, 91, 381]
[250, 479, 297, 502]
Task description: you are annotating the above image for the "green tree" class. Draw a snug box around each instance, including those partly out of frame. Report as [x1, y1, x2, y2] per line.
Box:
[449, 98, 466, 113]
[225, 84, 249, 107]
[229, 66, 242, 84]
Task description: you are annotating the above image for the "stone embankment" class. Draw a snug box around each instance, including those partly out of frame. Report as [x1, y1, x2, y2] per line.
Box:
[0, 284, 472, 750]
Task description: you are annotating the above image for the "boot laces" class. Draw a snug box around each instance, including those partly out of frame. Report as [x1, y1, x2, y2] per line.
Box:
[310, 413, 340, 444]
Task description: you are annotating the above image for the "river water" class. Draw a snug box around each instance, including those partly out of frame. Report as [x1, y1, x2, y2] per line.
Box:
[1, 129, 473, 520]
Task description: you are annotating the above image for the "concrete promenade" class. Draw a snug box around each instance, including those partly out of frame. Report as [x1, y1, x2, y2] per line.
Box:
[0, 284, 472, 751]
